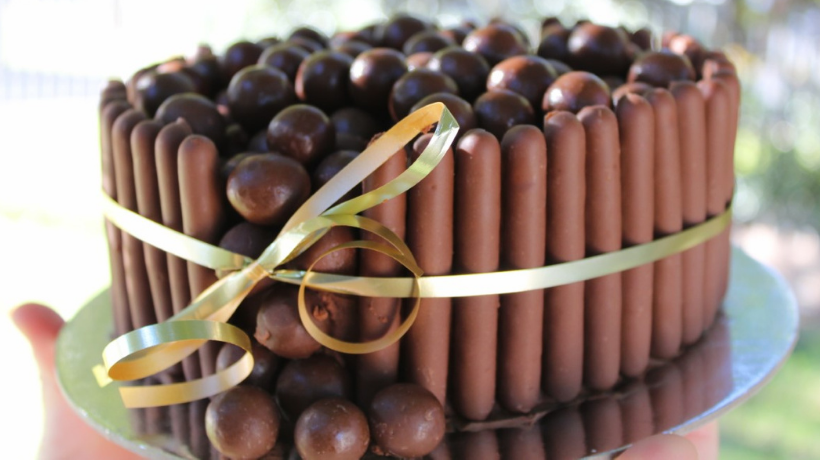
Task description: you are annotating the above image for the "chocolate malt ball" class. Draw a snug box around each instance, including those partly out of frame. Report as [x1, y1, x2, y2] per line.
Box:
[330, 107, 381, 151]
[221, 40, 264, 81]
[473, 90, 535, 139]
[348, 48, 408, 114]
[312, 150, 360, 192]
[267, 104, 336, 167]
[389, 68, 459, 120]
[567, 23, 631, 76]
[227, 65, 296, 132]
[463, 24, 528, 67]
[378, 14, 433, 50]
[276, 354, 351, 420]
[627, 50, 696, 88]
[295, 398, 370, 460]
[215, 341, 280, 389]
[403, 30, 455, 55]
[487, 55, 559, 111]
[258, 43, 311, 83]
[134, 71, 196, 116]
[427, 46, 491, 102]
[334, 39, 372, 58]
[369, 383, 446, 458]
[411, 92, 477, 134]
[226, 153, 311, 226]
[288, 36, 325, 54]
[537, 23, 571, 61]
[254, 284, 332, 359]
[441, 24, 473, 45]
[295, 51, 354, 112]
[288, 226, 358, 275]
[406, 51, 433, 71]
[542, 70, 611, 113]
[206, 386, 279, 459]
[289, 26, 330, 48]
[155, 93, 226, 147]
[219, 220, 277, 259]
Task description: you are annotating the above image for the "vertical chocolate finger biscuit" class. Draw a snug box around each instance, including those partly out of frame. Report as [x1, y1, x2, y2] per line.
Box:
[542, 111, 585, 402]
[498, 125, 547, 413]
[451, 129, 501, 421]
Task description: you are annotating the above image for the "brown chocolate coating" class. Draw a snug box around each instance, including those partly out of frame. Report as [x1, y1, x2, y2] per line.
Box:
[498, 125, 547, 413]
[567, 23, 631, 76]
[369, 384, 445, 457]
[221, 40, 264, 81]
[334, 39, 372, 58]
[441, 25, 472, 45]
[295, 51, 354, 112]
[219, 221, 277, 259]
[205, 386, 279, 459]
[669, 34, 705, 74]
[463, 24, 528, 67]
[612, 81, 653, 103]
[427, 46, 490, 102]
[216, 341, 280, 389]
[330, 107, 381, 142]
[473, 90, 535, 139]
[267, 104, 335, 167]
[226, 153, 311, 226]
[543, 71, 611, 113]
[154, 93, 226, 147]
[228, 65, 296, 132]
[259, 43, 310, 83]
[546, 58, 573, 75]
[247, 130, 269, 152]
[616, 93, 656, 378]
[221, 152, 261, 181]
[289, 26, 329, 48]
[403, 134, 454, 405]
[186, 54, 224, 97]
[135, 71, 196, 117]
[276, 354, 351, 420]
[631, 28, 653, 51]
[627, 51, 695, 88]
[452, 129, 501, 420]
[288, 226, 358, 275]
[411, 92, 477, 136]
[378, 14, 433, 50]
[488, 55, 558, 111]
[389, 69, 459, 120]
[257, 36, 281, 49]
[348, 48, 408, 114]
[312, 150, 361, 201]
[223, 122, 249, 157]
[295, 398, 370, 460]
[254, 284, 331, 359]
[288, 36, 325, 54]
[405, 51, 433, 71]
[537, 23, 571, 61]
[403, 30, 455, 55]
[542, 111, 585, 402]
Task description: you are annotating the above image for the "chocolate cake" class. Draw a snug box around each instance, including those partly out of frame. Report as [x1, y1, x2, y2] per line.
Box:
[98, 14, 739, 458]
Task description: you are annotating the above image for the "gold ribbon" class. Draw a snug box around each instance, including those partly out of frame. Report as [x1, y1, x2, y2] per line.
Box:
[97, 101, 732, 408]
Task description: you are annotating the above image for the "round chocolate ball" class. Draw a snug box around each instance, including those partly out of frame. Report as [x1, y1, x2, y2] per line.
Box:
[219, 220, 278, 258]
[289, 37, 325, 55]
[389, 69, 459, 121]
[331, 107, 381, 141]
[267, 105, 335, 167]
[312, 150, 361, 201]
[612, 81, 653, 103]
[487, 55, 558, 111]
[631, 27, 653, 51]
[348, 48, 408, 114]
[369, 383, 445, 458]
[406, 51, 433, 71]
[295, 398, 370, 460]
[255, 284, 331, 359]
[378, 14, 433, 50]
[257, 36, 281, 49]
[228, 65, 296, 132]
[627, 50, 695, 88]
[288, 226, 358, 275]
[155, 93, 226, 147]
[221, 40, 264, 81]
[135, 71, 196, 116]
[441, 25, 473, 45]
[537, 23, 571, 61]
[567, 23, 632, 76]
[488, 18, 531, 46]
[223, 122, 249, 157]
[216, 341, 280, 389]
[333, 39, 372, 58]
[403, 30, 455, 55]
[411, 92, 477, 134]
[247, 130, 269, 152]
[668, 34, 706, 74]
[296, 51, 354, 112]
[473, 90, 535, 139]
[289, 26, 330, 48]
[427, 46, 491, 102]
[259, 43, 311, 83]
[542, 70, 611, 113]
[463, 24, 528, 67]
[276, 354, 350, 420]
[226, 153, 311, 226]
[206, 386, 279, 459]
[546, 58, 573, 76]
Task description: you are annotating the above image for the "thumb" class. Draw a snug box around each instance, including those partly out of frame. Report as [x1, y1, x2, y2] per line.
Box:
[11, 303, 65, 372]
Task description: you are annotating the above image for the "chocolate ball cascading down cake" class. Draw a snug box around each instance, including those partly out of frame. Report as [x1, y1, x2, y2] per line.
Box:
[98, 14, 739, 459]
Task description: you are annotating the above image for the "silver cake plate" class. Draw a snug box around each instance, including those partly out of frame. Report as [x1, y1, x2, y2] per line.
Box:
[56, 247, 799, 459]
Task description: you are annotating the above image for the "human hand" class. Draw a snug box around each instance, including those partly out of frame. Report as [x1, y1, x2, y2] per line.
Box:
[12, 303, 143, 460]
[618, 422, 719, 460]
